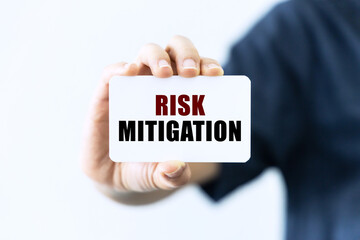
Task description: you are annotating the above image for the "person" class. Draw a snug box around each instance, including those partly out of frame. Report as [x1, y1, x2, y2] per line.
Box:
[81, 0, 360, 239]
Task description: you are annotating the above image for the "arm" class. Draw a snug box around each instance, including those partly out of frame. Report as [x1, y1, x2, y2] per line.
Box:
[81, 35, 223, 205]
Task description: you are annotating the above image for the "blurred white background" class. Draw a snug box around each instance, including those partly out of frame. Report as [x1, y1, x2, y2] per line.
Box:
[0, 0, 285, 239]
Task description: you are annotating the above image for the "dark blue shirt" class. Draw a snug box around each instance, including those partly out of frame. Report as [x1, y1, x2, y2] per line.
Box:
[201, 0, 360, 239]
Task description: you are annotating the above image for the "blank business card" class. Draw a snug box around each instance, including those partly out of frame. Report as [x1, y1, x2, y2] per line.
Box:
[109, 75, 251, 162]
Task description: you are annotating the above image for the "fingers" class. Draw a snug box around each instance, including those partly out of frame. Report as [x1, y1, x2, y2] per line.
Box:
[166, 35, 201, 78]
[136, 43, 173, 78]
[200, 57, 224, 76]
[135, 36, 222, 78]
[114, 161, 191, 192]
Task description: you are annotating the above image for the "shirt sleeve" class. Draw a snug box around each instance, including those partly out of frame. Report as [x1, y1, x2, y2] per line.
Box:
[200, 1, 311, 201]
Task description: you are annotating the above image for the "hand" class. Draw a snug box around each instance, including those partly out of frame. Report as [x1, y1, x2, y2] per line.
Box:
[81, 35, 223, 193]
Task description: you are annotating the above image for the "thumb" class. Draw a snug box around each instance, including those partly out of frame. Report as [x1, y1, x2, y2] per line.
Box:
[115, 161, 191, 192]
[153, 160, 191, 190]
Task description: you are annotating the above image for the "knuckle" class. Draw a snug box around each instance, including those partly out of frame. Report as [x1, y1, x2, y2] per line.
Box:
[138, 43, 165, 61]
[182, 46, 197, 53]
[167, 35, 192, 52]
[141, 42, 159, 51]
[170, 34, 188, 43]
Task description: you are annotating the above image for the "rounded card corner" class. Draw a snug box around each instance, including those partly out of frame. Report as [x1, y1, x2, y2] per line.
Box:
[109, 152, 118, 163]
[241, 75, 251, 84]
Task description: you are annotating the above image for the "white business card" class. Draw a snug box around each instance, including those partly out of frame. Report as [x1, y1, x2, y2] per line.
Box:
[109, 75, 251, 162]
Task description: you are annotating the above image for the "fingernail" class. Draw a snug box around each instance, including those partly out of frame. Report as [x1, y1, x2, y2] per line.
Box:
[159, 59, 171, 68]
[183, 59, 197, 69]
[123, 63, 130, 69]
[164, 161, 185, 178]
[207, 63, 221, 69]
